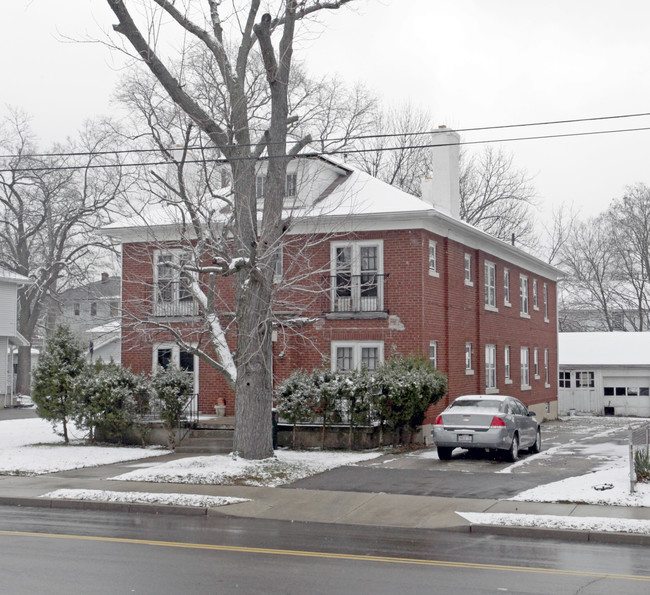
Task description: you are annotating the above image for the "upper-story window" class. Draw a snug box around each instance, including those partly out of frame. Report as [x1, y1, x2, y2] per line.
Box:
[464, 253, 472, 285]
[543, 282, 549, 321]
[154, 251, 197, 317]
[256, 173, 298, 199]
[520, 275, 529, 316]
[331, 241, 384, 313]
[504, 268, 511, 305]
[90, 302, 97, 317]
[533, 279, 539, 310]
[465, 342, 473, 373]
[429, 341, 438, 369]
[428, 240, 438, 276]
[484, 262, 496, 309]
[73, 303, 80, 316]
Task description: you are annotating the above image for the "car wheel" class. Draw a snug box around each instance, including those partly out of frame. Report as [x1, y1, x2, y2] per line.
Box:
[505, 434, 519, 462]
[437, 446, 453, 460]
[529, 428, 541, 454]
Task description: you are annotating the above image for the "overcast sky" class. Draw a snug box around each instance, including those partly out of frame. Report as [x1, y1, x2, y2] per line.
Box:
[3, 0, 650, 222]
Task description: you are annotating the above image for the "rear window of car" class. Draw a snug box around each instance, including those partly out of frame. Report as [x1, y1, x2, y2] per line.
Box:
[450, 399, 502, 410]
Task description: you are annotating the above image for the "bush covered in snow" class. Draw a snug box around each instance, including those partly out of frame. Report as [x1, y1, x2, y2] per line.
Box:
[276, 356, 447, 449]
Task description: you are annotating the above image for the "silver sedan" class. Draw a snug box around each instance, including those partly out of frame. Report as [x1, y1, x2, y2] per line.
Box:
[431, 395, 541, 461]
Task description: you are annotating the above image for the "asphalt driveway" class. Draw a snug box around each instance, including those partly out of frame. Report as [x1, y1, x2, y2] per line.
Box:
[285, 416, 638, 499]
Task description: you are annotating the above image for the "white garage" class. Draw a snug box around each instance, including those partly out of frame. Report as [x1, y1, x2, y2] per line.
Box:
[559, 332, 650, 417]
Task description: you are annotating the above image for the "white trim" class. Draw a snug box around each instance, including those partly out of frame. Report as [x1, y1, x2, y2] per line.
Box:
[152, 342, 200, 396]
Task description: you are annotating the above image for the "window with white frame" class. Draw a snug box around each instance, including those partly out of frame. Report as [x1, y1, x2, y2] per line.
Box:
[428, 240, 438, 276]
[273, 246, 283, 281]
[575, 371, 595, 388]
[154, 344, 198, 396]
[559, 370, 571, 388]
[544, 348, 549, 385]
[465, 342, 472, 372]
[429, 341, 438, 369]
[533, 279, 538, 309]
[543, 283, 549, 320]
[154, 251, 197, 316]
[464, 253, 472, 285]
[485, 344, 497, 390]
[520, 275, 529, 316]
[504, 269, 511, 305]
[285, 172, 297, 197]
[484, 262, 497, 309]
[331, 241, 383, 313]
[332, 342, 384, 372]
[521, 347, 530, 388]
[504, 345, 511, 381]
[533, 347, 539, 378]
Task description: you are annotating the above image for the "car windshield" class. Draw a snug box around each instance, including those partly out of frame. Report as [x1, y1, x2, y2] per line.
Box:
[450, 399, 502, 410]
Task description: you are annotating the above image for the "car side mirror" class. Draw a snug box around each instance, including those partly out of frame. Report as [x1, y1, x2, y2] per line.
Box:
[527, 411, 536, 417]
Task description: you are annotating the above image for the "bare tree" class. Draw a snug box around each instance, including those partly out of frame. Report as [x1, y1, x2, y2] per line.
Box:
[0, 110, 126, 394]
[105, 0, 354, 459]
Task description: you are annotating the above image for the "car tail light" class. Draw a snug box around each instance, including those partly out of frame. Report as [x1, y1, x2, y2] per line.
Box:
[490, 416, 506, 427]
[434, 415, 444, 425]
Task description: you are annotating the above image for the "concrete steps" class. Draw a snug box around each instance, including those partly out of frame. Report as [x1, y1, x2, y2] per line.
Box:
[175, 417, 234, 454]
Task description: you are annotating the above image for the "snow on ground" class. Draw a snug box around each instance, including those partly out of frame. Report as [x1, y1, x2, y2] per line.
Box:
[457, 511, 650, 535]
[41, 489, 249, 508]
[109, 449, 382, 487]
[0, 417, 166, 476]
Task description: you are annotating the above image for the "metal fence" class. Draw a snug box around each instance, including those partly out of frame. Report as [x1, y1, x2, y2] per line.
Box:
[629, 422, 650, 492]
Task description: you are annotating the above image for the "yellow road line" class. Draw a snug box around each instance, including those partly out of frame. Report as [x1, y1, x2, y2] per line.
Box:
[1, 529, 649, 582]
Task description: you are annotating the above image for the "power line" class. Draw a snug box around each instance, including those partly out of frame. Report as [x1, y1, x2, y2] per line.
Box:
[2, 123, 650, 173]
[1, 110, 650, 162]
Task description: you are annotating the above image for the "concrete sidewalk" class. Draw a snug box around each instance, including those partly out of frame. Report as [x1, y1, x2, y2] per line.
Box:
[2, 452, 650, 545]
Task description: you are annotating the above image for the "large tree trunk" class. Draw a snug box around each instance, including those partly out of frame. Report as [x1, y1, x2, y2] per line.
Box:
[15, 346, 31, 396]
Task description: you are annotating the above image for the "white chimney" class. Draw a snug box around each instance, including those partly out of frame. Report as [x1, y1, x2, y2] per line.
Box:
[420, 126, 461, 218]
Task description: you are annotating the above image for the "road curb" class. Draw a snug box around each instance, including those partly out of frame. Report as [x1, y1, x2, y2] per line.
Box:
[468, 523, 650, 545]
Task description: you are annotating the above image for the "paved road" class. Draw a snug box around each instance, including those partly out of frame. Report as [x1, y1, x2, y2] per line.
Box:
[2, 506, 649, 594]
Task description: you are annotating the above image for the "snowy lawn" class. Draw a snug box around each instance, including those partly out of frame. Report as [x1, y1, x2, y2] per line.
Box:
[41, 489, 249, 508]
[109, 449, 382, 487]
[0, 417, 167, 476]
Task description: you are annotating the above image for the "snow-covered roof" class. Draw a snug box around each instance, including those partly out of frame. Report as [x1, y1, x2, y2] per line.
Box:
[0, 266, 32, 285]
[559, 332, 650, 367]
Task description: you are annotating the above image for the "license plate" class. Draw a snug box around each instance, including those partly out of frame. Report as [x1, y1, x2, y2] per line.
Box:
[457, 434, 473, 443]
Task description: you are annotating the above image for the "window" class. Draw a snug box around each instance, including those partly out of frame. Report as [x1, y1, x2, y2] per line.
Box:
[533, 348, 539, 378]
[464, 253, 472, 285]
[559, 371, 571, 388]
[154, 251, 197, 316]
[273, 247, 283, 281]
[611, 311, 625, 331]
[485, 344, 496, 390]
[532, 279, 538, 310]
[331, 241, 383, 313]
[285, 172, 297, 197]
[521, 347, 530, 388]
[504, 345, 511, 381]
[544, 349, 549, 385]
[255, 174, 265, 199]
[504, 269, 510, 305]
[154, 344, 198, 398]
[110, 301, 119, 317]
[429, 341, 438, 369]
[543, 283, 548, 320]
[605, 386, 650, 396]
[428, 240, 438, 276]
[465, 342, 473, 373]
[484, 262, 496, 309]
[73, 303, 80, 316]
[90, 302, 97, 317]
[332, 342, 384, 372]
[520, 275, 529, 316]
[575, 371, 594, 388]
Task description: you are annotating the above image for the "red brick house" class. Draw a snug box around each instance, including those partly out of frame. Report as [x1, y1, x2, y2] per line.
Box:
[105, 130, 562, 438]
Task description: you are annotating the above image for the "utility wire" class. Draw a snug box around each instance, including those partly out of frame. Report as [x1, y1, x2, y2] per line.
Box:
[2, 123, 650, 174]
[1, 110, 650, 161]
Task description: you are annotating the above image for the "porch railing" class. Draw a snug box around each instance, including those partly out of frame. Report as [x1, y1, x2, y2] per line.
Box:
[328, 274, 386, 313]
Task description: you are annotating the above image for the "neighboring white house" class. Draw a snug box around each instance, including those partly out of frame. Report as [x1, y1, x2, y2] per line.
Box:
[0, 266, 32, 407]
[87, 320, 121, 364]
[559, 332, 650, 417]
